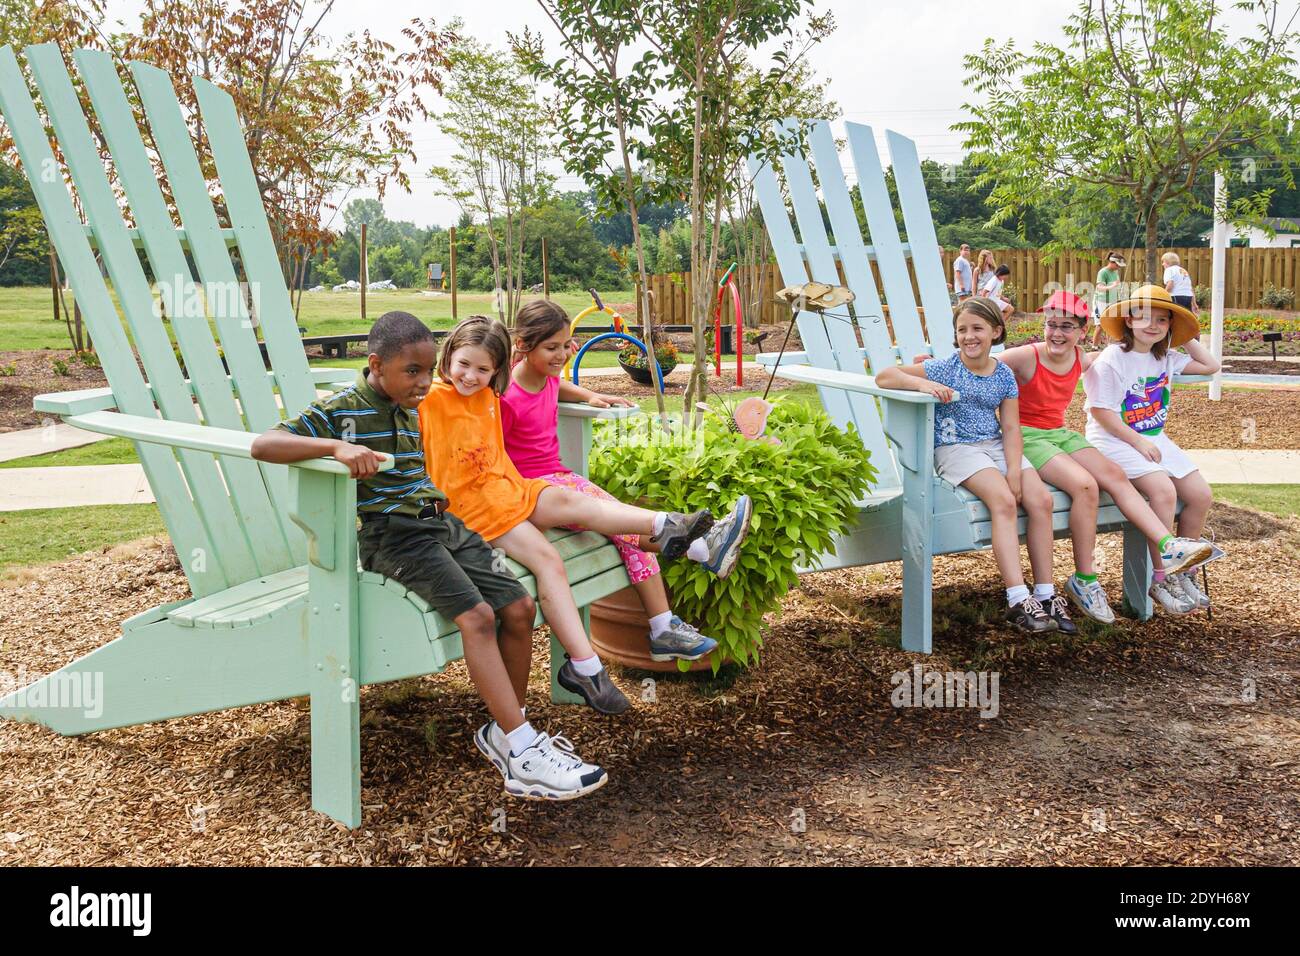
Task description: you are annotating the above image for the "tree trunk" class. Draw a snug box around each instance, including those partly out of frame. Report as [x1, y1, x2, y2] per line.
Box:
[1144, 214, 1159, 284]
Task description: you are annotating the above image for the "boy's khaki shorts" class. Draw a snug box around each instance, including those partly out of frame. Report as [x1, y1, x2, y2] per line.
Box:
[1020, 426, 1093, 470]
[357, 511, 528, 621]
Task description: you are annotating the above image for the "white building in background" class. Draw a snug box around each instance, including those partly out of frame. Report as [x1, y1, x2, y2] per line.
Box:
[1198, 217, 1300, 248]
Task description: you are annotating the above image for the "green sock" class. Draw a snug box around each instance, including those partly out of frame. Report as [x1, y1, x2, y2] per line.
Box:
[1074, 571, 1098, 584]
[1158, 534, 1173, 553]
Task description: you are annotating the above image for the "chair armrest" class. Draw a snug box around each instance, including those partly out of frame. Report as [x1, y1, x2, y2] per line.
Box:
[63, 410, 394, 476]
[557, 402, 642, 420]
[770, 364, 959, 403]
[1173, 374, 1211, 384]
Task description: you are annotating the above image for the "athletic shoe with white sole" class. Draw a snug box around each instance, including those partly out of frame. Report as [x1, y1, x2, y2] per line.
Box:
[474, 720, 512, 782]
[1150, 577, 1196, 615]
[1046, 594, 1079, 635]
[648, 616, 718, 662]
[698, 495, 753, 580]
[1066, 575, 1116, 624]
[506, 733, 608, 801]
[1159, 536, 1214, 576]
[1006, 596, 1057, 634]
[1173, 570, 1211, 609]
[650, 509, 715, 560]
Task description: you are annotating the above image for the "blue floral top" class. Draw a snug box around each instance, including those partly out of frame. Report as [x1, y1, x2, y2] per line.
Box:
[922, 351, 1018, 446]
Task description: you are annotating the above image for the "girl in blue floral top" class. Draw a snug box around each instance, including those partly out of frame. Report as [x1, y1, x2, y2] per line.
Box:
[876, 297, 1069, 635]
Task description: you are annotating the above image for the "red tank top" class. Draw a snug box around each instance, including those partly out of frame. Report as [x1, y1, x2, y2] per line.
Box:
[1017, 346, 1081, 430]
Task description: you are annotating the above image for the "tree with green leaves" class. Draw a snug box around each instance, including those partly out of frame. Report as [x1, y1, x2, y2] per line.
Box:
[430, 31, 554, 324]
[959, 0, 1300, 282]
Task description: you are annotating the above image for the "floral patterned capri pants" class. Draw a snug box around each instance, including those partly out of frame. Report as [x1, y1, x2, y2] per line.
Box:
[537, 470, 661, 584]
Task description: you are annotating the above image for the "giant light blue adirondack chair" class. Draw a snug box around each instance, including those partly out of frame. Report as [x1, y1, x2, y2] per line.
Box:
[749, 120, 1203, 653]
[0, 45, 634, 828]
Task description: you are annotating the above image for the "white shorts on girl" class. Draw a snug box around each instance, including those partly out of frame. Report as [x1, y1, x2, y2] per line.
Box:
[1090, 433, 1198, 480]
[934, 438, 1034, 487]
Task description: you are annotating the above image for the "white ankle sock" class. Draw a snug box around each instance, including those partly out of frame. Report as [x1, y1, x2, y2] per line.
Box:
[507, 721, 538, 757]
[1006, 584, 1030, 607]
[1033, 583, 1055, 600]
[648, 611, 674, 637]
[652, 512, 667, 536]
[571, 653, 604, 677]
[686, 538, 709, 562]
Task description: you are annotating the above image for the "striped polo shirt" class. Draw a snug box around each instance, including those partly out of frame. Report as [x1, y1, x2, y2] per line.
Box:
[274, 370, 446, 516]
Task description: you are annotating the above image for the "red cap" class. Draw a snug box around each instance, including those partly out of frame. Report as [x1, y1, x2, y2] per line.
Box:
[1037, 289, 1090, 319]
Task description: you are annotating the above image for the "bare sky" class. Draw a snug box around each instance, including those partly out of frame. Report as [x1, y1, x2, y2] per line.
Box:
[96, 0, 1270, 229]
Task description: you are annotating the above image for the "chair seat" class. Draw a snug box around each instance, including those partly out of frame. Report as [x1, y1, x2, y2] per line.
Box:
[165, 527, 621, 631]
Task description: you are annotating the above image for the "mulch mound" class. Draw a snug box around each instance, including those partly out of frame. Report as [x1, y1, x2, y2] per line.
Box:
[0, 350, 108, 432]
[582, 366, 803, 400]
[1, 501, 1296, 865]
[1061, 388, 1300, 450]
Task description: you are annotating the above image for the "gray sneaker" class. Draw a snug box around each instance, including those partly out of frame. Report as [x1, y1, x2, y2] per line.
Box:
[648, 616, 719, 662]
[474, 720, 512, 781]
[557, 657, 631, 714]
[650, 509, 714, 560]
[698, 495, 753, 580]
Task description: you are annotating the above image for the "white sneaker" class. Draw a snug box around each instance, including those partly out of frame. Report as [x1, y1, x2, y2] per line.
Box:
[1150, 577, 1196, 615]
[506, 733, 608, 801]
[1174, 570, 1211, 609]
[1066, 574, 1116, 624]
[1159, 536, 1214, 576]
[474, 720, 511, 782]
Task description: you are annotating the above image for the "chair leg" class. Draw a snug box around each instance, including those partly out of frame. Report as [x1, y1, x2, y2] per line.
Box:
[549, 610, 585, 705]
[900, 536, 934, 654]
[1121, 522, 1154, 620]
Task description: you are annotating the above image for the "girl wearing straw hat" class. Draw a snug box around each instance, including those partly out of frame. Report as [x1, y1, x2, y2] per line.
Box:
[1083, 285, 1220, 614]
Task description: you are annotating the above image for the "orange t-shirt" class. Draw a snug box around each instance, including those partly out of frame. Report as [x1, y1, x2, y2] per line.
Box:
[418, 381, 548, 541]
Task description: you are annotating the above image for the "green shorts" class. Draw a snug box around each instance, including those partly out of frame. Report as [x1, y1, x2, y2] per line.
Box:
[1020, 425, 1093, 470]
[357, 511, 528, 621]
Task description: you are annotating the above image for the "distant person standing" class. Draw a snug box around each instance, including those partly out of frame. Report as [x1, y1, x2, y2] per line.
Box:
[979, 264, 1015, 319]
[952, 243, 974, 300]
[1162, 252, 1199, 315]
[975, 249, 997, 293]
[1091, 252, 1125, 345]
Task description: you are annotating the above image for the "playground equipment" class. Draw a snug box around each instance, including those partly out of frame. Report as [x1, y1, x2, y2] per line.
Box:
[713, 262, 744, 385]
[567, 288, 668, 393]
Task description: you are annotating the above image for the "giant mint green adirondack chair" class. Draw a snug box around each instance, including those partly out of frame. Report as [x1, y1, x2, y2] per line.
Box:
[0, 45, 635, 828]
[748, 120, 1204, 654]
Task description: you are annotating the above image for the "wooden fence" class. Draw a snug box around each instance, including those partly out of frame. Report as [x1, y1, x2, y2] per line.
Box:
[637, 247, 1300, 326]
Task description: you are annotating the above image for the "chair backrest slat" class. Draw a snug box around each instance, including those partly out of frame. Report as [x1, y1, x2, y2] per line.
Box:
[887, 130, 955, 360]
[72, 49, 300, 574]
[193, 78, 318, 419]
[747, 155, 855, 430]
[773, 121, 899, 489]
[0, 44, 227, 596]
[806, 121, 895, 375]
[129, 62, 297, 533]
[844, 123, 929, 363]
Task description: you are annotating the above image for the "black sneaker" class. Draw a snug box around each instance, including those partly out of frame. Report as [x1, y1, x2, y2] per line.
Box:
[649, 509, 714, 560]
[1046, 594, 1078, 635]
[557, 657, 631, 714]
[1005, 596, 1057, 634]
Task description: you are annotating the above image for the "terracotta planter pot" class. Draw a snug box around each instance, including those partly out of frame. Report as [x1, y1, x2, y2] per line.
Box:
[588, 585, 716, 673]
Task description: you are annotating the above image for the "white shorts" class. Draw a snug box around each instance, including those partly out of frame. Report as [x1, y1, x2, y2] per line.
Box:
[934, 438, 1034, 487]
[1089, 432, 1198, 480]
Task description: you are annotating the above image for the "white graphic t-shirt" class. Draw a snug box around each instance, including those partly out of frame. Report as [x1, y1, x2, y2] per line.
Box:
[1083, 343, 1192, 443]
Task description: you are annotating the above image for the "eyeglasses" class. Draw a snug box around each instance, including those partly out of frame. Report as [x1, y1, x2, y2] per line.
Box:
[1044, 322, 1084, 333]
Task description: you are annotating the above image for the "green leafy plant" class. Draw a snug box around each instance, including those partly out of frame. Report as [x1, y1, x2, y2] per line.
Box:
[589, 400, 877, 671]
[1193, 284, 1212, 309]
[0, 363, 16, 377]
[52, 359, 69, 377]
[1260, 282, 1295, 310]
[619, 337, 679, 373]
[75, 350, 100, 368]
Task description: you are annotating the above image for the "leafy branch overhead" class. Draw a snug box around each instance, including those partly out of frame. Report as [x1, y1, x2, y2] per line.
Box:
[958, 0, 1300, 280]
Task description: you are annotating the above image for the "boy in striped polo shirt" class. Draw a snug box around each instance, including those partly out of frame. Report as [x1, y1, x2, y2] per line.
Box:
[252, 311, 610, 801]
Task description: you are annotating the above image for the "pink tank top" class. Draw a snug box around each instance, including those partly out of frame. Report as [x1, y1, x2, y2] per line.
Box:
[1017, 346, 1081, 430]
[499, 373, 567, 478]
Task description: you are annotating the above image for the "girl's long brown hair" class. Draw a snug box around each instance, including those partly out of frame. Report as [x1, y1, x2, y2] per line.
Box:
[952, 296, 1007, 347]
[512, 299, 571, 363]
[438, 315, 513, 394]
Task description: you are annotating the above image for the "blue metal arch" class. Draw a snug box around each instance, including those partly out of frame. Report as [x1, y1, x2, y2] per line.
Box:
[571, 331, 666, 393]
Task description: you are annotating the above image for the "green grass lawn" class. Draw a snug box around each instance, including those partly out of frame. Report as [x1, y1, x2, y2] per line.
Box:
[0, 435, 137, 468]
[0, 286, 636, 351]
[1212, 483, 1300, 518]
[0, 503, 166, 572]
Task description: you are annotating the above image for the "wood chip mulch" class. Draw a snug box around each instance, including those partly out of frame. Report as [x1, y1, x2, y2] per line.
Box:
[1, 501, 1296, 866]
[0, 350, 109, 433]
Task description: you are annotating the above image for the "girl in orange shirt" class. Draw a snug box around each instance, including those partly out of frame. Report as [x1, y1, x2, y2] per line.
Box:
[420, 316, 752, 717]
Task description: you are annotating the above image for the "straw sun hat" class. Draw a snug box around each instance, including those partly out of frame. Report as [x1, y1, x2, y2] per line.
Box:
[1099, 283, 1200, 347]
